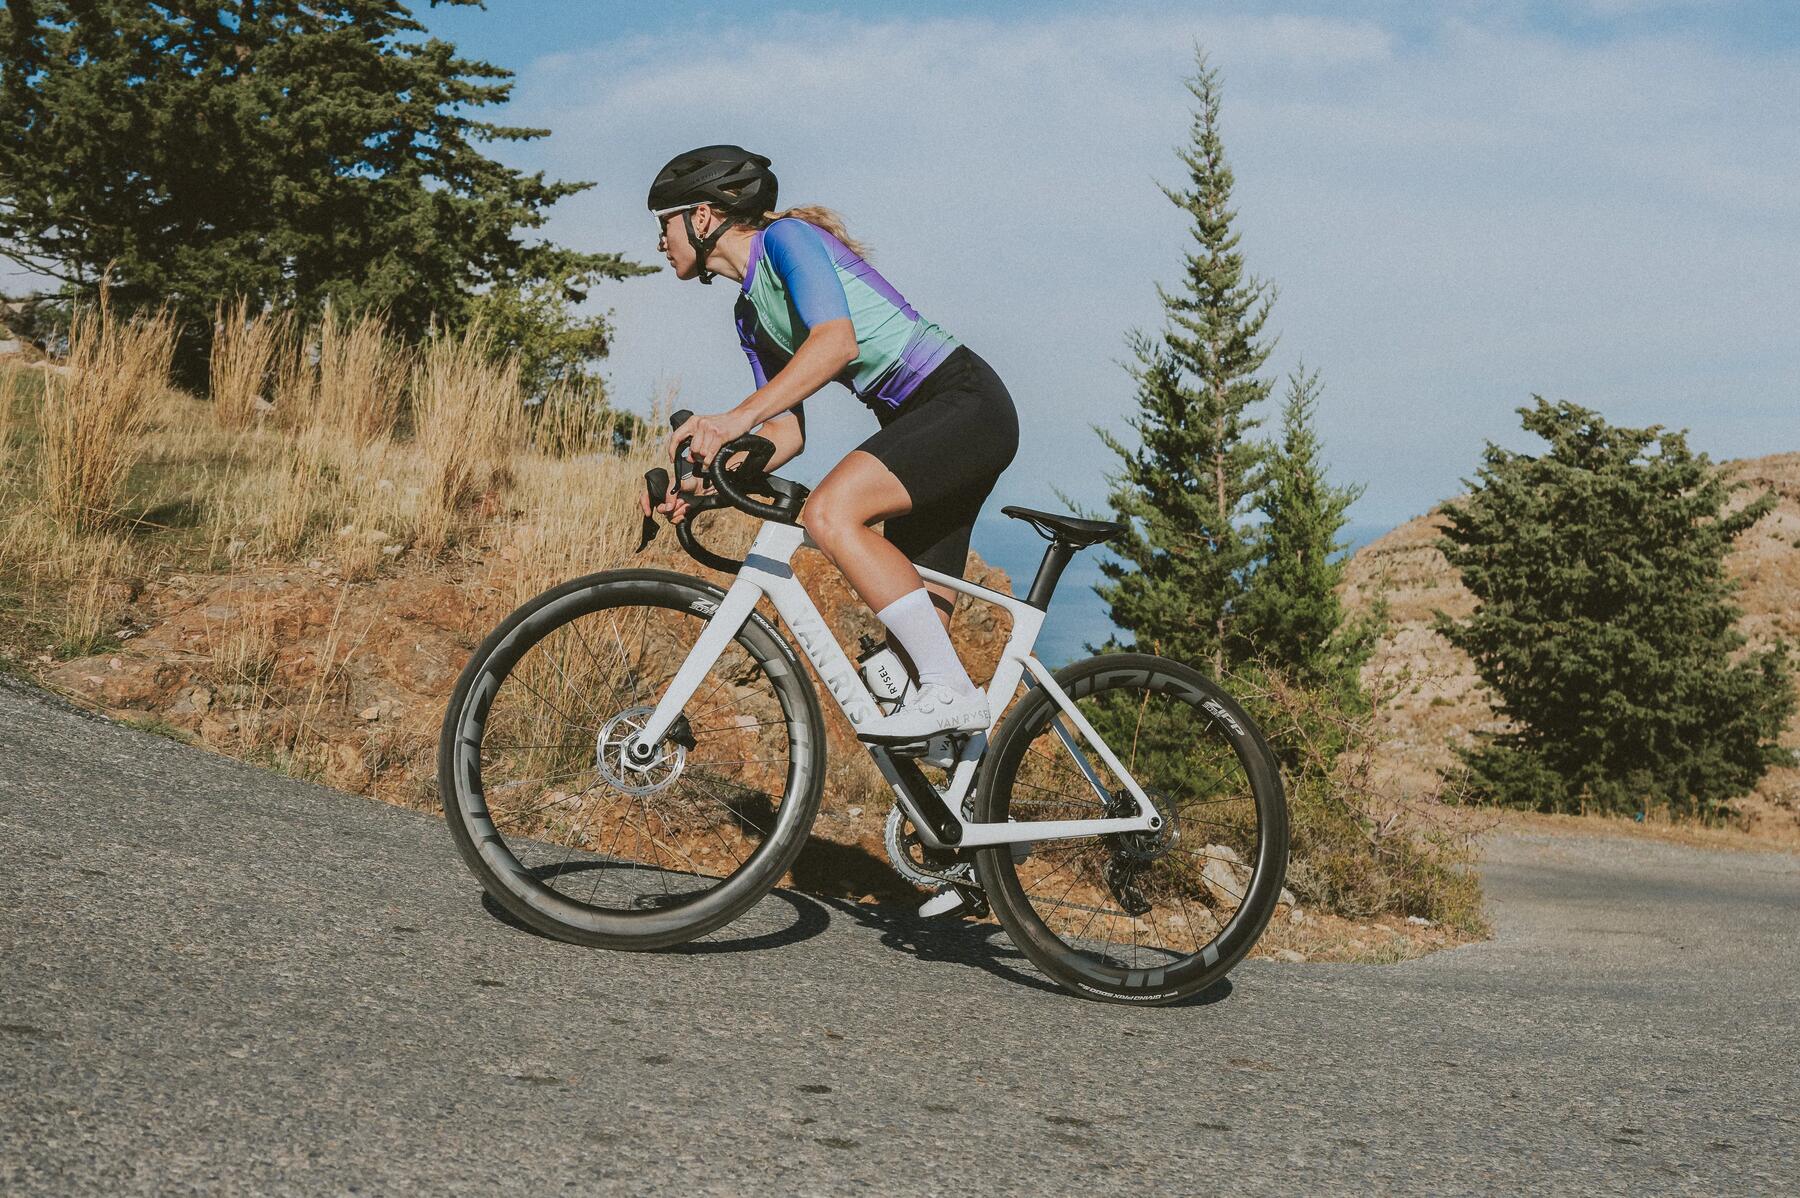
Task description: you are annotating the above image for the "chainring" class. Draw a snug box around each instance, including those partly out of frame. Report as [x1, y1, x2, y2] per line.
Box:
[883, 803, 974, 889]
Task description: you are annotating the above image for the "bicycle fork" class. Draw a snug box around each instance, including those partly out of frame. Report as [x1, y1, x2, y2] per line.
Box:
[623, 576, 761, 770]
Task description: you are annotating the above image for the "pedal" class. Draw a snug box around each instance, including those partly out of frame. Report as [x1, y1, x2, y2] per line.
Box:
[917, 876, 986, 920]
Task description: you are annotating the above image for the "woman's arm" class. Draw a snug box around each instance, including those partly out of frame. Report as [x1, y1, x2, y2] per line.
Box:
[676, 219, 855, 468]
[758, 409, 805, 471]
[676, 316, 852, 466]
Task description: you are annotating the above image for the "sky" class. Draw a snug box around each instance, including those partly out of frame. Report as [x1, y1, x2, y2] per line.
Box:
[8, 1, 1794, 654]
[411, 0, 1800, 541]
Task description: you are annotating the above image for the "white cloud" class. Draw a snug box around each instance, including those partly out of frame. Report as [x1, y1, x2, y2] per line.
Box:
[489, 8, 1800, 527]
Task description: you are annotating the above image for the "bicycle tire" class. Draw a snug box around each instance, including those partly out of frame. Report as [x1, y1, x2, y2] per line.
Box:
[974, 652, 1287, 1004]
[438, 568, 826, 950]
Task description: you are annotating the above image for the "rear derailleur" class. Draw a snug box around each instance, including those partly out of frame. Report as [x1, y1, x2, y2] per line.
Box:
[1101, 788, 1174, 918]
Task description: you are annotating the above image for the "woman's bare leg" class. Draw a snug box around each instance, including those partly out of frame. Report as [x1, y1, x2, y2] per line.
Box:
[801, 451, 955, 628]
[806, 451, 985, 714]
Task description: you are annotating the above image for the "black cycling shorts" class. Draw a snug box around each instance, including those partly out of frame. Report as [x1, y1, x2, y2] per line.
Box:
[857, 346, 1019, 578]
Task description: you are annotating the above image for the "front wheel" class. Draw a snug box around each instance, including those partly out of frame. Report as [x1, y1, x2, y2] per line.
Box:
[437, 568, 826, 950]
[975, 653, 1287, 1004]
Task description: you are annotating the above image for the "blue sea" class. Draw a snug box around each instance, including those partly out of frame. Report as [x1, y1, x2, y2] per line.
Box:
[971, 517, 1393, 667]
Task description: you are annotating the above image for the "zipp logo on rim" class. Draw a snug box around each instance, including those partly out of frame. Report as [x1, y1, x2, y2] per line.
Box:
[1202, 699, 1245, 736]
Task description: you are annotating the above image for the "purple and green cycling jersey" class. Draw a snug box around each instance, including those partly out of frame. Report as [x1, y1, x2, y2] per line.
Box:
[735, 217, 960, 411]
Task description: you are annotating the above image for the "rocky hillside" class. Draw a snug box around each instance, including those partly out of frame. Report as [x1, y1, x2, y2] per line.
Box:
[43, 526, 1017, 900]
[1341, 453, 1800, 838]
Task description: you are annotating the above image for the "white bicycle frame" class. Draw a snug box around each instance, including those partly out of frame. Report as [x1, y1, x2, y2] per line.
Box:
[632, 521, 1160, 851]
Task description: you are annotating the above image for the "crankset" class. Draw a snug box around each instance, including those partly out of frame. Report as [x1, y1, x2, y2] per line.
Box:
[883, 804, 976, 889]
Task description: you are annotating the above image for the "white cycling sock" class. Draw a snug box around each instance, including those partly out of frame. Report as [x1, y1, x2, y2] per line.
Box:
[875, 589, 976, 697]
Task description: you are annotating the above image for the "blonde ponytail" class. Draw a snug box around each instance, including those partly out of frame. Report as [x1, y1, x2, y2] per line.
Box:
[759, 205, 872, 260]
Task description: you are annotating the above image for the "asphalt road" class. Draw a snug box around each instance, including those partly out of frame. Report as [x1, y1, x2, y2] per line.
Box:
[3, 677, 1796, 1196]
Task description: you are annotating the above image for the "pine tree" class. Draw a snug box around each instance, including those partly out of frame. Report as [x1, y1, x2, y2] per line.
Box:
[1239, 366, 1370, 688]
[1098, 49, 1273, 673]
[0, 1, 650, 384]
[1436, 399, 1795, 818]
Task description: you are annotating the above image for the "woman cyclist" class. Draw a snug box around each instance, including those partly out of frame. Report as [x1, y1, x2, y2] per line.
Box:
[644, 144, 1018, 743]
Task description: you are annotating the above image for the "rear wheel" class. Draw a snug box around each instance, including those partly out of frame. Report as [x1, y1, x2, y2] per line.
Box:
[975, 653, 1286, 1004]
[438, 569, 825, 949]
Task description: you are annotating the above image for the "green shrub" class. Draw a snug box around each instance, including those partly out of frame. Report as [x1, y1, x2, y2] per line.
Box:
[1241, 667, 1487, 933]
[1436, 399, 1795, 819]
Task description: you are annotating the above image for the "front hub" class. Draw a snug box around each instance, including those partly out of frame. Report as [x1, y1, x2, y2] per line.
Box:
[597, 706, 687, 796]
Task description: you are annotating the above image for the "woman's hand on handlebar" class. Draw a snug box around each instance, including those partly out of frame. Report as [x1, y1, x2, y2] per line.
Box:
[638, 471, 713, 525]
[670, 408, 755, 470]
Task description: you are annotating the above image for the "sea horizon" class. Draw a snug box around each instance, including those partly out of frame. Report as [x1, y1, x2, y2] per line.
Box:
[973, 515, 1394, 668]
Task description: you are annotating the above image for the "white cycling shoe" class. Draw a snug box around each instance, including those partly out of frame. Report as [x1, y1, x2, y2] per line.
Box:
[917, 887, 969, 918]
[857, 683, 990, 746]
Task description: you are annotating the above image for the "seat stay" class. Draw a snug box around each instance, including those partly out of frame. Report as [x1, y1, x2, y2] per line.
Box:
[1038, 683, 1114, 807]
[1011, 654, 1157, 819]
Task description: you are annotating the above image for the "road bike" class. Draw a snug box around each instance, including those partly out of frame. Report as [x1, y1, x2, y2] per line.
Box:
[438, 415, 1288, 1004]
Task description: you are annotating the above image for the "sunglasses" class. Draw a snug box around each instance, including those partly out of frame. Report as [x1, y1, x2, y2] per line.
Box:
[653, 203, 703, 231]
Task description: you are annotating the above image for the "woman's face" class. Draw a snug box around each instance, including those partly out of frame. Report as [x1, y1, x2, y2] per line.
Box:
[657, 203, 718, 280]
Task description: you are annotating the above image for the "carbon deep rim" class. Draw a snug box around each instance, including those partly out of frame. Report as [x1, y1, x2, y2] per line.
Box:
[437, 569, 825, 950]
[975, 653, 1288, 1004]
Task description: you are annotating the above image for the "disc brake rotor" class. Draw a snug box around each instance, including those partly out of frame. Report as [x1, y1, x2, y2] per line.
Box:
[596, 705, 686, 796]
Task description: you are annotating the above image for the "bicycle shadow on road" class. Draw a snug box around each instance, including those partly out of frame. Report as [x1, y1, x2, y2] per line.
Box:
[813, 895, 1234, 1007]
[478, 860, 832, 955]
[476, 861, 1235, 1006]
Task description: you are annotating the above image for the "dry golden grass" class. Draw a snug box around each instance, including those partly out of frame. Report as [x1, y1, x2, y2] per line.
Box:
[271, 332, 318, 430]
[38, 299, 177, 531]
[325, 438, 415, 582]
[293, 584, 361, 750]
[57, 571, 115, 656]
[525, 379, 637, 458]
[206, 596, 280, 691]
[316, 307, 408, 446]
[0, 494, 137, 656]
[0, 363, 21, 464]
[210, 298, 287, 431]
[3, 305, 676, 687]
[265, 425, 330, 558]
[501, 440, 671, 602]
[411, 323, 525, 555]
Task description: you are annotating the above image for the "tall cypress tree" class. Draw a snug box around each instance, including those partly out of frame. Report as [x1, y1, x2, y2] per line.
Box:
[1238, 366, 1368, 688]
[0, 1, 649, 383]
[1098, 49, 1273, 673]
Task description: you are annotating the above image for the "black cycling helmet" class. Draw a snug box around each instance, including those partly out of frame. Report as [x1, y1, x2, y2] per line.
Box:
[647, 145, 778, 215]
[649, 145, 778, 285]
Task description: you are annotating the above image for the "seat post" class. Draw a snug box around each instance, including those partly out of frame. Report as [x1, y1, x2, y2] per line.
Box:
[1024, 539, 1077, 611]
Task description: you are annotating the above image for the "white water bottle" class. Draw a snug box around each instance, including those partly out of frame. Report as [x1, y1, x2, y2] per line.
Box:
[855, 636, 911, 713]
